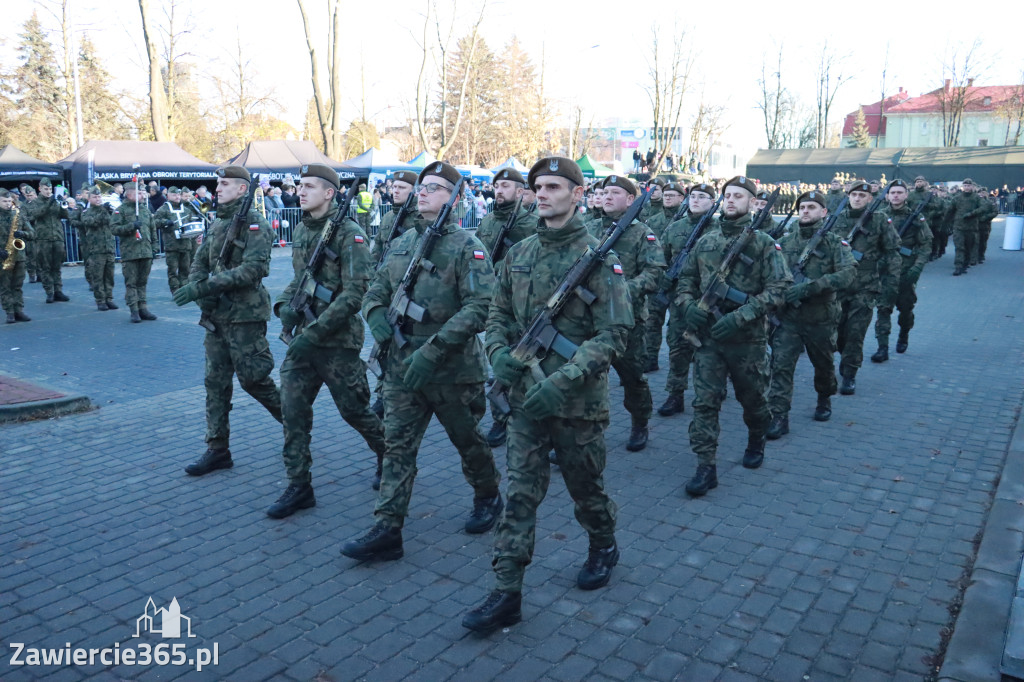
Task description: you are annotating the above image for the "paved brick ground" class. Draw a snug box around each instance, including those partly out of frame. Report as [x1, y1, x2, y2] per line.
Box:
[1, 226, 1022, 681]
[0, 376, 65, 405]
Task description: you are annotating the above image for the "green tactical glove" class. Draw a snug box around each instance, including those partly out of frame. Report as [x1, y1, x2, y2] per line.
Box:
[491, 347, 527, 386]
[173, 280, 210, 306]
[278, 304, 303, 332]
[402, 341, 445, 391]
[522, 370, 574, 421]
[903, 265, 924, 285]
[286, 332, 317, 356]
[366, 308, 393, 344]
[710, 311, 742, 341]
[684, 302, 710, 330]
[785, 281, 815, 305]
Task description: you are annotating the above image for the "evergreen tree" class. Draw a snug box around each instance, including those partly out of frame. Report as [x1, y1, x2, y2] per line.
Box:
[851, 107, 871, 147]
[78, 35, 128, 142]
[9, 11, 66, 161]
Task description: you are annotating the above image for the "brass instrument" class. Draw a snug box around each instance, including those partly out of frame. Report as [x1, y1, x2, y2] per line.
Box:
[3, 209, 26, 271]
[254, 185, 267, 219]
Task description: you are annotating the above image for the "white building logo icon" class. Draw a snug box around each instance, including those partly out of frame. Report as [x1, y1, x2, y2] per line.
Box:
[134, 597, 196, 639]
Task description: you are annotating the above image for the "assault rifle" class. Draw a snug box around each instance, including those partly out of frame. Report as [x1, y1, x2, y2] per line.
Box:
[767, 204, 797, 240]
[895, 194, 931, 257]
[279, 181, 361, 344]
[487, 189, 652, 418]
[682, 188, 780, 348]
[669, 195, 691, 223]
[845, 181, 894, 261]
[374, 192, 416, 269]
[367, 176, 465, 378]
[197, 181, 259, 333]
[653, 194, 724, 308]
[488, 195, 523, 263]
[788, 196, 848, 309]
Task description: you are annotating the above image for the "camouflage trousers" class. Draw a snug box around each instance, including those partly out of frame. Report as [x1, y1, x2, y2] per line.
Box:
[644, 296, 668, 365]
[837, 291, 876, 376]
[0, 262, 26, 313]
[493, 415, 617, 592]
[165, 249, 192, 293]
[35, 240, 66, 296]
[690, 339, 771, 466]
[978, 224, 991, 262]
[79, 239, 92, 288]
[121, 258, 152, 309]
[611, 318, 652, 422]
[768, 320, 838, 418]
[203, 321, 282, 449]
[874, 279, 918, 346]
[86, 253, 115, 303]
[374, 380, 500, 527]
[25, 241, 36, 278]
[931, 228, 949, 258]
[665, 301, 696, 397]
[953, 228, 977, 270]
[279, 344, 385, 483]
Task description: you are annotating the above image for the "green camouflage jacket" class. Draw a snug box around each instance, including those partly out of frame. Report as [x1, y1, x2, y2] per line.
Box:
[110, 203, 158, 261]
[77, 205, 116, 255]
[598, 212, 666, 321]
[371, 199, 426, 266]
[0, 207, 33, 264]
[777, 219, 856, 324]
[474, 201, 538, 263]
[153, 201, 202, 252]
[659, 210, 719, 298]
[24, 196, 68, 242]
[883, 203, 932, 275]
[948, 191, 984, 232]
[831, 206, 901, 300]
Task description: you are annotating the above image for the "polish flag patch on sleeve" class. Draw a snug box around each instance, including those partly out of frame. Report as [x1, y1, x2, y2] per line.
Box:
[774, 243, 782, 250]
[646, 234, 657, 242]
[841, 239, 850, 247]
[249, 223, 260, 231]
[473, 249, 486, 260]
[613, 263, 623, 275]
[354, 235, 365, 243]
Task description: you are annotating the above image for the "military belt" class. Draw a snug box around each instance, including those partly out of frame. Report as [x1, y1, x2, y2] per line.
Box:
[898, 246, 913, 257]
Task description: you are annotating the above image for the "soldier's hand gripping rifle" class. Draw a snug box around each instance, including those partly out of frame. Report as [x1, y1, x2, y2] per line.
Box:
[788, 196, 848, 309]
[682, 188, 780, 349]
[845, 181, 894, 262]
[279, 181, 360, 344]
[367, 176, 465, 378]
[487, 189, 652, 418]
[197, 181, 259, 333]
[488, 195, 523, 263]
[895, 193, 931, 257]
[653, 194, 723, 308]
[374, 191, 416, 270]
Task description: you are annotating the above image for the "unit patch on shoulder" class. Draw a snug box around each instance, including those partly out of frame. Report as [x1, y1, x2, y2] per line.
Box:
[473, 249, 486, 260]
[354, 235, 365, 243]
[249, 223, 260, 231]
[646, 234, 657, 242]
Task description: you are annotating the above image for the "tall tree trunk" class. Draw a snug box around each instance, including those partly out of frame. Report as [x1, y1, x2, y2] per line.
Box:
[139, 0, 170, 141]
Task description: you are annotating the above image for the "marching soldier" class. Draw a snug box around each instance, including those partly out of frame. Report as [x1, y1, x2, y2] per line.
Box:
[872, 180, 931, 359]
[656, 182, 719, 417]
[644, 180, 683, 239]
[17, 184, 39, 284]
[597, 175, 666, 451]
[584, 180, 606, 232]
[676, 176, 791, 497]
[462, 157, 632, 633]
[830, 182, 901, 394]
[640, 176, 665, 222]
[0, 189, 33, 323]
[24, 178, 70, 303]
[110, 182, 158, 322]
[766, 191, 855, 439]
[976, 189, 999, 264]
[267, 165, 387, 518]
[947, 178, 983, 276]
[826, 177, 845, 209]
[341, 161, 502, 562]
[173, 165, 283, 476]
[643, 181, 686, 373]
[154, 186, 200, 293]
[78, 186, 118, 311]
[752, 190, 771, 215]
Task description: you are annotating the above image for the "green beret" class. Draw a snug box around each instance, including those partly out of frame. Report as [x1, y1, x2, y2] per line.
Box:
[889, 179, 908, 190]
[723, 176, 756, 196]
[962, 177, 975, 185]
[39, 178, 52, 188]
[649, 176, 668, 187]
[493, 168, 526, 185]
[527, 156, 585, 191]
[603, 174, 637, 196]
[167, 186, 181, 194]
[88, 185, 102, 196]
[689, 183, 717, 199]
[216, 165, 251, 182]
[300, 163, 340, 190]
[0, 188, 10, 198]
[755, 190, 771, 201]
[662, 182, 684, 195]
[418, 161, 463, 189]
[796, 191, 827, 209]
[914, 175, 927, 182]
[849, 182, 872, 194]
[392, 170, 418, 186]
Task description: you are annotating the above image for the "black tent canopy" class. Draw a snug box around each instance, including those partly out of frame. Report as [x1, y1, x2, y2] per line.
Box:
[0, 145, 63, 182]
[59, 140, 217, 192]
[226, 140, 355, 182]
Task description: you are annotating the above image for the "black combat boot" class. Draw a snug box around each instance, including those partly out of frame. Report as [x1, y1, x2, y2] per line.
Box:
[766, 415, 789, 440]
[13, 310, 30, 322]
[626, 418, 649, 452]
[97, 301, 109, 311]
[644, 356, 659, 373]
[340, 522, 403, 561]
[266, 480, 316, 519]
[814, 395, 832, 421]
[462, 591, 522, 632]
[130, 307, 142, 323]
[486, 420, 507, 447]
[743, 433, 766, 469]
[138, 305, 157, 321]
[839, 370, 856, 395]
[577, 543, 619, 590]
[685, 464, 717, 497]
[657, 394, 685, 416]
[5, 312, 15, 324]
[53, 291, 69, 302]
[896, 331, 909, 354]
[184, 447, 233, 476]
[953, 267, 964, 276]
[105, 299, 118, 310]
[45, 292, 54, 303]
[465, 493, 504, 534]
[871, 345, 888, 363]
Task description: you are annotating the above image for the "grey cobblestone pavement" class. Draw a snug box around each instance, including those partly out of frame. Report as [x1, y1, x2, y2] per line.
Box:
[2, 223, 1023, 681]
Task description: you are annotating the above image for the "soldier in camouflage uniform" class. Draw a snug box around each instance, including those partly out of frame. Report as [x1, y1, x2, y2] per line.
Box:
[597, 175, 665, 451]
[976, 189, 999, 264]
[872, 180, 931, 360]
[826, 178, 846, 211]
[174, 165, 283, 477]
[24, 178, 70, 303]
[766, 191, 856, 439]
[677, 176, 791, 497]
[474, 167, 538, 447]
[463, 157, 632, 633]
[947, 178, 984, 276]
[266, 165, 387, 519]
[154, 187, 199, 293]
[78, 186, 118, 311]
[830, 182, 901, 394]
[639, 176, 665, 222]
[67, 190, 91, 292]
[583, 180, 606, 232]
[643, 181, 686, 373]
[110, 183, 159, 322]
[17, 184, 39, 284]
[656, 182, 719, 417]
[0, 189, 33, 323]
[341, 161, 502, 563]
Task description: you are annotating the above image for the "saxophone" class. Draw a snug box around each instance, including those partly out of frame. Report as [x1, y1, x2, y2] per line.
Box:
[2, 208, 25, 271]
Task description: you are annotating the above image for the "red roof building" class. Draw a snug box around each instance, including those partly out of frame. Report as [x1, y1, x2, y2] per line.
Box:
[841, 88, 912, 141]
